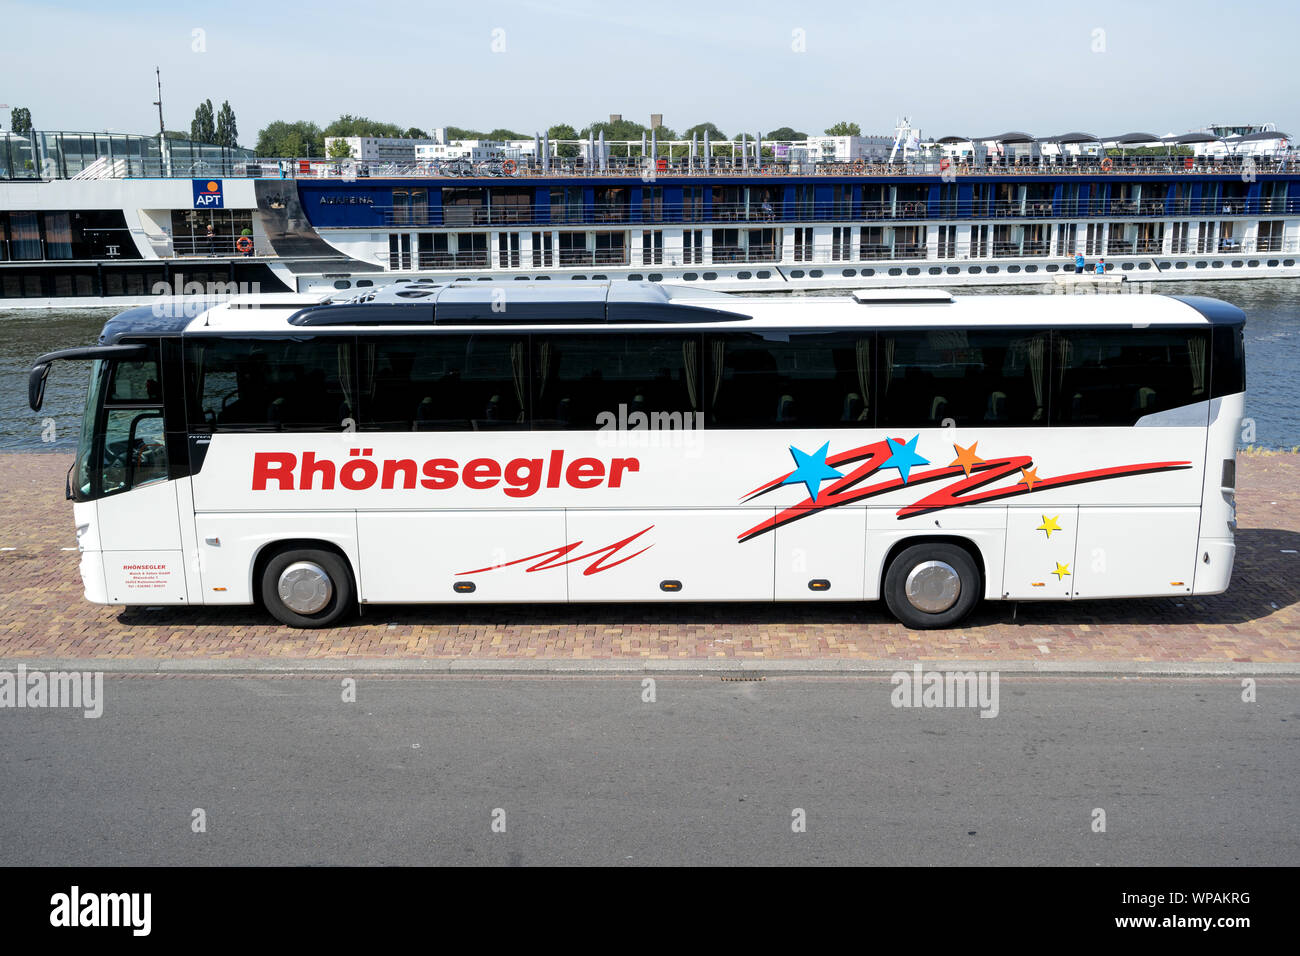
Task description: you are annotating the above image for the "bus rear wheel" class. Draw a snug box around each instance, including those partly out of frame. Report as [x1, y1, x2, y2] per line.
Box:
[883, 543, 981, 630]
[260, 548, 354, 629]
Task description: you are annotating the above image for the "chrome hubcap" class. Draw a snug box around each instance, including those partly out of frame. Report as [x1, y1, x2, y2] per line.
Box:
[278, 561, 333, 615]
[905, 560, 961, 614]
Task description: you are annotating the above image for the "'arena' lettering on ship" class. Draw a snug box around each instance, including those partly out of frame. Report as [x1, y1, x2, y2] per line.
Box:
[251, 449, 641, 498]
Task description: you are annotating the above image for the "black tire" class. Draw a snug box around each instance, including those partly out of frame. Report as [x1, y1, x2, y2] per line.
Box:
[260, 548, 354, 629]
[883, 542, 981, 630]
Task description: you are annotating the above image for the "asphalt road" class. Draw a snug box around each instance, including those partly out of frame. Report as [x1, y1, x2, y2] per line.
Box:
[0, 674, 1296, 865]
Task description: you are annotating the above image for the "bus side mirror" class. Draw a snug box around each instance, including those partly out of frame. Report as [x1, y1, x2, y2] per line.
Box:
[28, 363, 51, 412]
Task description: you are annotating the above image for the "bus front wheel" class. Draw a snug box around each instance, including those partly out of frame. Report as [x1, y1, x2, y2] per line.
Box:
[883, 543, 981, 630]
[260, 548, 355, 629]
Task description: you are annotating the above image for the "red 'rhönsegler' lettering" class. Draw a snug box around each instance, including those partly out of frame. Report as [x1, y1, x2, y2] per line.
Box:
[251, 449, 640, 498]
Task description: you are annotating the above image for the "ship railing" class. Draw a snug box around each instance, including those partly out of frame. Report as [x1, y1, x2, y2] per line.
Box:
[168, 235, 275, 258]
[7, 148, 1300, 181]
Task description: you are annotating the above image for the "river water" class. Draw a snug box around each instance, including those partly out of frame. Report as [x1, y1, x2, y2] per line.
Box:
[2, 279, 1297, 451]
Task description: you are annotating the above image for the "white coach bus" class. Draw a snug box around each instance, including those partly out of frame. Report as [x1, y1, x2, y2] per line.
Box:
[29, 282, 1245, 629]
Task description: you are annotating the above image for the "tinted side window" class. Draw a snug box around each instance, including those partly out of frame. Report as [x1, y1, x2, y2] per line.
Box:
[707, 333, 871, 428]
[1052, 328, 1209, 425]
[358, 334, 527, 431]
[188, 337, 355, 431]
[879, 329, 1048, 427]
[534, 334, 699, 429]
[1210, 325, 1245, 398]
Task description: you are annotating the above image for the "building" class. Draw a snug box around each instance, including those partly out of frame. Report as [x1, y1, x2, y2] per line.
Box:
[324, 136, 436, 162]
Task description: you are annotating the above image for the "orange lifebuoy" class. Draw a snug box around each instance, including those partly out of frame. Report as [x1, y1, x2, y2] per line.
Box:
[502, 159, 517, 175]
[1100, 157, 1114, 172]
[236, 236, 253, 253]
[939, 158, 951, 171]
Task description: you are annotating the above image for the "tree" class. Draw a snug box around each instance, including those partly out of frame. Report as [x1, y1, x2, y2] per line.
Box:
[824, 121, 861, 136]
[546, 123, 579, 158]
[486, 128, 525, 142]
[323, 114, 406, 140]
[10, 106, 32, 135]
[215, 101, 238, 148]
[191, 99, 216, 143]
[445, 126, 487, 140]
[766, 126, 807, 141]
[404, 127, 428, 139]
[254, 120, 325, 157]
[327, 138, 355, 159]
[684, 122, 727, 141]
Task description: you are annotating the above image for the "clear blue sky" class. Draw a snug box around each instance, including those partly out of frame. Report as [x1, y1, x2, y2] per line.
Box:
[2, 0, 1295, 141]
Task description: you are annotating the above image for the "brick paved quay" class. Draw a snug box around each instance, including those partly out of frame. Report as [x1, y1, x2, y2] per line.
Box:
[1, 452, 1298, 665]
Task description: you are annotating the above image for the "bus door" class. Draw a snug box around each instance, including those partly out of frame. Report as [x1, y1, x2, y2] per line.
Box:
[1002, 506, 1078, 600]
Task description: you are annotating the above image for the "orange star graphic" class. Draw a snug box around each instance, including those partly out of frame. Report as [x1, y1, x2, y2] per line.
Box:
[948, 442, 985, 477]
[1018, 466, 1041, 491]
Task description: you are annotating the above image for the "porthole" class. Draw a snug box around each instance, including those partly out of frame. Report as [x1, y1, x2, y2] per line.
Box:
[756, 270, 772, 279]
[1247, 260, 1259, 267]
[356, 279, 374, 287]
[593, 275, 607, 280]
[1045, 264, 1059, 272]
[809, 269, 823, 277]
[703, 272, 718, 280]
[1025, 265, 1038, 273]
[1157, 262, 1171, 270]
[1138, 262, 1151, 270]
[861, 268, 875, 276]
[986, 265, 999, 273]
[969, 266, 982, 273]
[571, 275, 587, 280]
[737, 271, 752, 279]
[1211, 260, 1224, 268]
[1195, 261, 1207, 268]
[332, 279, 351, 289]
[683, 273, 698, 280]
[648, 273, 663, 281]
[888, 267, 902, 276]
[514, 275, 529, 280]
[1230, 260, 1243, 268]
[1175, 261, 1188, 269]
[1267, 259, 1279, 267]
[842, 268, 857, 277]
[906, 267, 920, 276]
[628, 273, 644, 281]
[455, 277, 472, 282]
[946, 266, 960, 275]
[1285, 259, 1296, 266]
[790, 269, 805, 278]
[1122, 262, 1134, 270]
[535, 275, 551, 280]
[928, 267, 943, 275]
[476, 276, 491, 281]
[1007, 265, 1021, 273]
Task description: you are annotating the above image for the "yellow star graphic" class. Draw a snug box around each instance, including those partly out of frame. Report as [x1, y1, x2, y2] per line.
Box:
[1019, 466, 1042, 491]
[948, 441, 985, 477]
[1051, 562, 1071, 580]
[1037, 515, 1062, 538]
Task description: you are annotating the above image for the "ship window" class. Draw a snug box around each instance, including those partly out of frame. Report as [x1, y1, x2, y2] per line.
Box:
[790, 270, 805, 278]
[703, 272, 718, 280]
[333, 280, 351, 289]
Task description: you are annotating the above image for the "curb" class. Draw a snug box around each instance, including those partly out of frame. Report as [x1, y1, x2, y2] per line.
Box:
[1, 657, 1297, 677]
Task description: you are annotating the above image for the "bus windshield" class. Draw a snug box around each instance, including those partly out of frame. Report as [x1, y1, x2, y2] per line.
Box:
[73, 350, 168, 502]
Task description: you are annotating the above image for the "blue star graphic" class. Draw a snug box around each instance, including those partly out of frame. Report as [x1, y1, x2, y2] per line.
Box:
[781, 443, 844, 503]
[879, 435, 929, 484]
